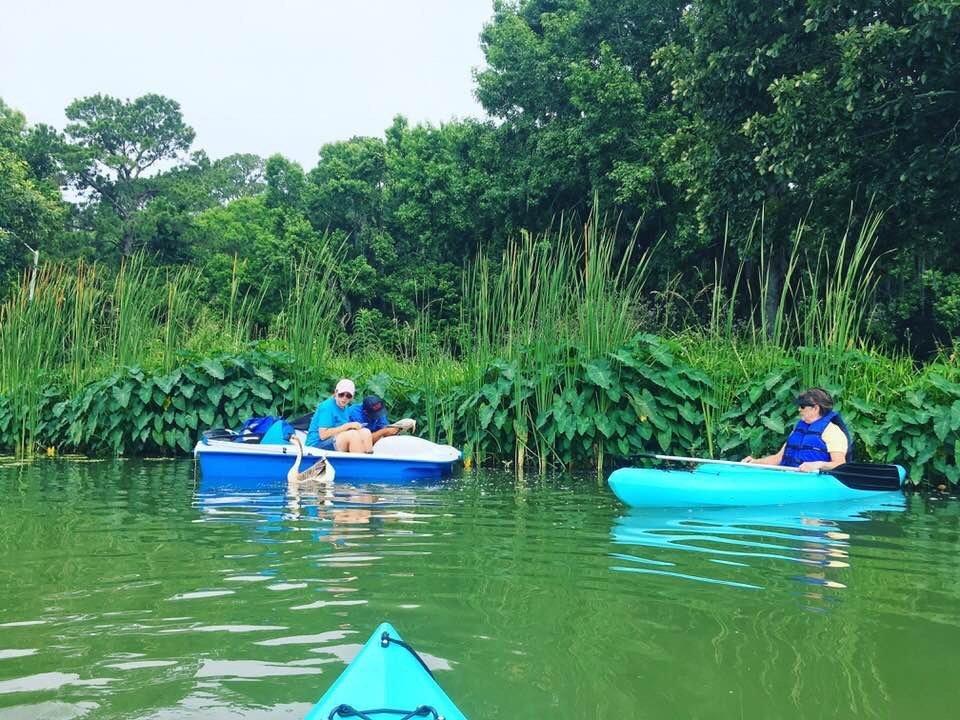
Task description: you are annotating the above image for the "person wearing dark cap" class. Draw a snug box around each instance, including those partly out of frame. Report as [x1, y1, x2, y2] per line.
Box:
[349, 395, 403, 444]
[742, 387, 852, 472]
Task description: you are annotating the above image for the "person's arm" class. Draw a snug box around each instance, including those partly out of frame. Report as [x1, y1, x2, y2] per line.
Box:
[798, 451, 845, 473]
[319, 421, 362, 440]
[366, 413, 397, 443]
[742, 444, 786, 465]
[798, 424, 848, 472]
[370, 426, 400, 443]
[316, 405, 361, 440]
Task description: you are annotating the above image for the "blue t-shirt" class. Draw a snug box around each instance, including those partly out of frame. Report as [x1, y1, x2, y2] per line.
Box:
[306, 397, 354, 447]
[348, 404, 388, 432]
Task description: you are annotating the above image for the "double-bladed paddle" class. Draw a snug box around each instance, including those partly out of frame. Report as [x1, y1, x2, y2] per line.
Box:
[644, 453, 905, 492]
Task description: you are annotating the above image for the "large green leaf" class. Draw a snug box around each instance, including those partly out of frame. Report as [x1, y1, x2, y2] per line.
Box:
[206, 385, 224, 406]
[595, 413, 615, 438]
[112, 383, 132, 409]
[250, 382, 272, 400]
[223, 383, 244, 400]
[136, 382, 154, 406]
[760, 415, 785, 435]
[177, 431, 194, 453]
[201, 358, 226, 380]
[478, 404, 494, 429]
[584, 359, 615, 389]
[656, 427, 673, 451]
[951, 400, 960, 432]
[254, 365, 275, 383]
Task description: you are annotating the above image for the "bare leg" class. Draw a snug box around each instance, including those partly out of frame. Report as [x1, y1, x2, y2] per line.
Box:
[334, 430, 357, 452]
[335, 429, 373, 454]
[357, 428, 373, 452]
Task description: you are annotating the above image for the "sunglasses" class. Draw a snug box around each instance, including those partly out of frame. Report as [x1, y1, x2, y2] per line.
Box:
[797, 403, 815, 409]
[337, 392, 354, 399]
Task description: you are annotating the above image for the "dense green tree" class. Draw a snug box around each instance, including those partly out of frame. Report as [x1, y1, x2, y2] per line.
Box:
[203, 152, 266, 204]
[741, 1, 960, 346]
[264, 154, 309, 212]
[3, 3, 959, 353]
[0, 100, 66, 283]
[62, 93, 195, 256]
[308, 136, 386, 236]
[656, 0, 960, 347]
[475, 0, 685, 234]
[186, 194, 321, 318]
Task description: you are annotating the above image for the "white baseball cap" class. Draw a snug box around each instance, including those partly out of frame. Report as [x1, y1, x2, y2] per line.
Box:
[334, 378, 356, 396]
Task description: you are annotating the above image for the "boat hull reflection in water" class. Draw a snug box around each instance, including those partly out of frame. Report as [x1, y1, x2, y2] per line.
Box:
[610, 494, 906, 593]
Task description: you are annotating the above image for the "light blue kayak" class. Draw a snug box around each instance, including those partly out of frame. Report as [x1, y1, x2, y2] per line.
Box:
[304, 622, 467, 720]
[608, 462, 906, 508]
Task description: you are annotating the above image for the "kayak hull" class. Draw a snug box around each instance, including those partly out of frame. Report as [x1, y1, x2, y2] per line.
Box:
[194, 437, 461, 485]
[608, 463, 905, 508]
[304, 622, 467, 720]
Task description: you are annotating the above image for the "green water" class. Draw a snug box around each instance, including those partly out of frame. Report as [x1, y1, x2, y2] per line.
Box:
[0, 459, 957, 719]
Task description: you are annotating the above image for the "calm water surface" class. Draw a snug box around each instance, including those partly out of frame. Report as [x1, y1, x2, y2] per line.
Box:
[0, 458, 958, 719]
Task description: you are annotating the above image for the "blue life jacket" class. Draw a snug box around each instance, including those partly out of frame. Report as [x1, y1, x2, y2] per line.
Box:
[780, 410, 853, 467]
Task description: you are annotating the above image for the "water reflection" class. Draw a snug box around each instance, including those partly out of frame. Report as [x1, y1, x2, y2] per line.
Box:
[610, 493, 906, 600]
[196, 475, 438, 527]
[4, 460, 958, 719]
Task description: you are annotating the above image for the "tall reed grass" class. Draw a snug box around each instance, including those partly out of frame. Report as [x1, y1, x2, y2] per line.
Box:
[678, 207, 888, 450]
[276, 246, 344, 408]
[0, 253, 271, 455]
[462, 213, 654, 472]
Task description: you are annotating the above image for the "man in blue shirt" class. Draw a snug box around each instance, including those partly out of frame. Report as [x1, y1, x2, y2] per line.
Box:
[349, 395, 401, 445]
[306, 378, 373, 452]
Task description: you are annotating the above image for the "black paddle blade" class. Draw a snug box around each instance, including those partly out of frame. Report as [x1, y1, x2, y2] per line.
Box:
[826, 463, 904, 491]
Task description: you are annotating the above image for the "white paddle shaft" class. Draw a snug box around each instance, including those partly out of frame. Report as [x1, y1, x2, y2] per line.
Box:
[652, 453, 808, 474]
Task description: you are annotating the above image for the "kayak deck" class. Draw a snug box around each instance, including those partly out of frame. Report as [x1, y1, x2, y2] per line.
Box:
[304, 622, 466, 719]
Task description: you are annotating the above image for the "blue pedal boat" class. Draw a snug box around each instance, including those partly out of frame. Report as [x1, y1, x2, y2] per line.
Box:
[194, 433, 462, 484]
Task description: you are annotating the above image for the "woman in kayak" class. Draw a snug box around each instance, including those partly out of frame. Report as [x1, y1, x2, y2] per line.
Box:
[742, 387, 852, 472]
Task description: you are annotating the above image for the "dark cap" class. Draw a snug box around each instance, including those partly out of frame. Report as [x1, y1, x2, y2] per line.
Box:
[362, 395, 386, 417]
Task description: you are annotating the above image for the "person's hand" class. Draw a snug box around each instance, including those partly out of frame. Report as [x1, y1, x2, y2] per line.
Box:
[798, 461, 821, 473]
[384, 426, 400, 437]
[343, 422, 362, 431]
[742, 456, 755, 464]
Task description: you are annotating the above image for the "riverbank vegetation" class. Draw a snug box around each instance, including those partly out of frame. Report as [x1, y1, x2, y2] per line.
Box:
[2, 1, 958, 481]
[2, 217, 959, 484]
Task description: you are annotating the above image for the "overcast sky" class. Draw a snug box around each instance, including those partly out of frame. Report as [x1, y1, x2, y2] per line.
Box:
[0, 0, 494, 169]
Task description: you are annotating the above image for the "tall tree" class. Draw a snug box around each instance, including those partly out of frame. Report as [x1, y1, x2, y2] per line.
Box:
[63, 93, 195, 256]
[656, 0, 960, 347]
[475, 0, 684, 234]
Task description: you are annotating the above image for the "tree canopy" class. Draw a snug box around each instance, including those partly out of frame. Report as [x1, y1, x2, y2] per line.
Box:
[1, 1, 958, 351]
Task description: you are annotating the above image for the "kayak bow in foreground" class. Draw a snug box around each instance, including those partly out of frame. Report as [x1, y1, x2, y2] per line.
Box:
[304, 622, 467, 720]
